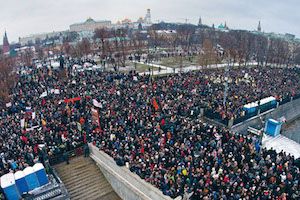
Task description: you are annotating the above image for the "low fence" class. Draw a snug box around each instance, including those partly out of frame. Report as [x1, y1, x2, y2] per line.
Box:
[48, 145, 85, 166]
[204, 95, 300, 127]
[89, 144, 178, 200]
[231, 96, 300, 135]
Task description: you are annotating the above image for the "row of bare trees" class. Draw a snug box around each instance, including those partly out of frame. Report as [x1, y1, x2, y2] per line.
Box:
[0, 57, 17, 106]
[10, 24, 300, 71]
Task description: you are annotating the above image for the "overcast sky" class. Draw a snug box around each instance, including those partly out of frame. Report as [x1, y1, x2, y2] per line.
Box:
[0, 0, 299, 43]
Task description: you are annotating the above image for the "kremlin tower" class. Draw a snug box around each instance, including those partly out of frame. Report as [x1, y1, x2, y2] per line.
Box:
[2, 31, 10, 54]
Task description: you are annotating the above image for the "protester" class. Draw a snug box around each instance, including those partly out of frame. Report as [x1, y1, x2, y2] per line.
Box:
[0, 63, 299, 199]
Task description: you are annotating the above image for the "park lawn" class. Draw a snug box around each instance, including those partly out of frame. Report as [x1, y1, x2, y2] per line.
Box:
[127, 62, 159, 72]
[159, 56, 199, 68]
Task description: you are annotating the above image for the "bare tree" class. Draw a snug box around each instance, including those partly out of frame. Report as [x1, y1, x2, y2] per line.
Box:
[62, 42, 72, 55]
[94, 28, 111, 58]
[74, 38, 92, 57]
[20, 48, 34, 66]
[198, 38, 218, 68]
[0, 57, 16, 106]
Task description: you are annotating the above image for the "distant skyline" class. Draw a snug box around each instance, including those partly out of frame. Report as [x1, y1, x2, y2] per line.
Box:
[1, 0, 299, 44]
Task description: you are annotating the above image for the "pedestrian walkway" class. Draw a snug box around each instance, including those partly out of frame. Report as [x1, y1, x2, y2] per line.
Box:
[136, 61, 258, 76]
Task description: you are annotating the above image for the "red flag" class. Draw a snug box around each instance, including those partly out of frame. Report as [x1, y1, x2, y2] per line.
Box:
[64, 97, 81, 103]
[152, 98, 159, 111]
[42, 98, 46, 106]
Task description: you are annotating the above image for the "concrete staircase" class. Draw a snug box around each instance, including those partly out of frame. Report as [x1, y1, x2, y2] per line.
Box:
[54, 156, 121, 200]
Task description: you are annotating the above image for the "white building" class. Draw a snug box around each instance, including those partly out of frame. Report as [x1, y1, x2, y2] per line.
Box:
[70, 18, 112, 32]
[19, 31, 65, 46]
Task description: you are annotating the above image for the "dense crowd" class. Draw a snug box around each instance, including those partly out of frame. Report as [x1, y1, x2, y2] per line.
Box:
[0, 64, 299, 199]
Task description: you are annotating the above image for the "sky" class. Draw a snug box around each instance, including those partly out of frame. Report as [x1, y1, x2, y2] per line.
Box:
[0, 0, 299, 44]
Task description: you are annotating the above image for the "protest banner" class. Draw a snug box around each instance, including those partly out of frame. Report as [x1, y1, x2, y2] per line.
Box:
[20, 119, 25, 128]
[64, 97, 81, 103]
[5, 102, 12, 108]
[93, 99, 102, 108]
[91, 107, 100, 126]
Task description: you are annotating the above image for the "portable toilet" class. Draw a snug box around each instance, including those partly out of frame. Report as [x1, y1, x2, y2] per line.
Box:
[1, 173, 21, 200]
[23, 166, 40, 191]
[14, 171, 29, 194]
[264, 119, 282, 137]
[33, 163, 49, 186]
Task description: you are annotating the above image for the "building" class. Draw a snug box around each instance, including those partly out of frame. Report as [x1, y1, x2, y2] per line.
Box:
[285, 33, 295, 40]
[144, 9, 152, 24]
[19, 31, 67, 46]
[2, 31, 10, 54]
[70, 18, 111, 32]
[198, 17, 202, 26]
[216, 23, 229, 32]
[258, 21, 262, 32]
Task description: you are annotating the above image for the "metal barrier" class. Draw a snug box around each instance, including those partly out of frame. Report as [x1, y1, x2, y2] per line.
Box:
[204, 109, 229, 125]
[204, 95, 298, 127]
[48, 145, 85, 166]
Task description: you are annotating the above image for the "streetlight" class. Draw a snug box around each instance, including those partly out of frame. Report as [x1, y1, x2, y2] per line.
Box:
[223, 59, 231, 106]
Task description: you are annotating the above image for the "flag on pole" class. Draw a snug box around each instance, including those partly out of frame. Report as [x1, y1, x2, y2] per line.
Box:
[152, 98, 159, 111]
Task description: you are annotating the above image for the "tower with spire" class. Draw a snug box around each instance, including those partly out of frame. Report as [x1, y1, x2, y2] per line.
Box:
[257, 21, 261, 32]
[2, 31, 10, 54]
[198, 17, 202, 26]
[224, 21, 228, 29]
[144, 9, 152, 24]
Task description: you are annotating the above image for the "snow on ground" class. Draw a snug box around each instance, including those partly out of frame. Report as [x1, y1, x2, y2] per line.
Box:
[137, 61, 258, 76]
[262, 134, 300, 159]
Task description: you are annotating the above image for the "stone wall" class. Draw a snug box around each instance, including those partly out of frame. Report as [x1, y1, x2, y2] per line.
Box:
[89, 144, 178, 200]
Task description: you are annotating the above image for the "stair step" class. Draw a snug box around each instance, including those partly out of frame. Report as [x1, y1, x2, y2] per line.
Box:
[70, 181, 111, 198]
[54, 156, 120, 200]
[55, 161, 95, 173]
[62, 172, 102, 184]
[69, 180, 110, 193]
[57, 166, 102, 180]
[67, 176, 109, 193]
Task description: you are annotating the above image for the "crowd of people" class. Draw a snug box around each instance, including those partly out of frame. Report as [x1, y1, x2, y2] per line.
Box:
[0, 63, 299, 199]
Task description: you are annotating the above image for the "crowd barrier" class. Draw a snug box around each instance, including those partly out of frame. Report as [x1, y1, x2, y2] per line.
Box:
[231, 96, 300, 135]
[204, 95, 299, 127]
[48, 145, 84, 165]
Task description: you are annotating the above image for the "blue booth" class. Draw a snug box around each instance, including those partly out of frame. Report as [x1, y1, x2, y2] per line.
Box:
[243, 96, 277, 114]
[33, 163, 49, 186]
[24, 166, 40, 191]
[265, 119, 282, 137]
[1, 173, 21, 200]
[14, 171, 29, 194]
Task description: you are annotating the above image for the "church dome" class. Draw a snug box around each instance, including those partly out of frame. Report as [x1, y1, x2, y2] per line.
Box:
[218, 24, 225, 29]
[86, 17, 95, 23]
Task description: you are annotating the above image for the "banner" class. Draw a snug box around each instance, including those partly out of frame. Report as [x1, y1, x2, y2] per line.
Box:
[26, 125, 39, 132]
[91, 107, 100, 126]
[39, 91, 47, 98]
[20, 119, 25, 128]
[93, 99, 102, 108]
[32, 112, 36, 119]
[64, 97, 81, 103]
[51, 89, 60, 94]
[25, 107, 32, 112]
[5, 102, 12, 108]
[77, 122, 82, 132]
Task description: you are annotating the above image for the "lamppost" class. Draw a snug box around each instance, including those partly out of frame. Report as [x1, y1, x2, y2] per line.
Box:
[223, 59, 231, 106]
